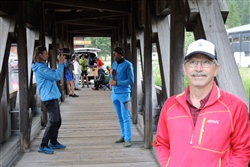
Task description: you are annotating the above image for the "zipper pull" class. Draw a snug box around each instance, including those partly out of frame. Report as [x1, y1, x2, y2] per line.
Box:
[190, 134, 194, 144]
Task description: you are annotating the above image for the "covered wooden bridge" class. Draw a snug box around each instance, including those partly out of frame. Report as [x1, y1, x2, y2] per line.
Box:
[0, 0, 249, 166]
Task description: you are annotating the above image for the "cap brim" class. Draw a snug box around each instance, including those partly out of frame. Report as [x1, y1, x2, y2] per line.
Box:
[185, 51, 215, 60]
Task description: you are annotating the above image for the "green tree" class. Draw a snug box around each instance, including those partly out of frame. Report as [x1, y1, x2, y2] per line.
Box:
[84, 37, 111, 60]
[241, 0, 250, 25]
[226, 0, 240, 28]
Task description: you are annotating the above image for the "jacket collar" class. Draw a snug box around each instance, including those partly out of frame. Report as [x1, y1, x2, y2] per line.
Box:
[117, 58, 125, 64]
[176, 82, 221, 108]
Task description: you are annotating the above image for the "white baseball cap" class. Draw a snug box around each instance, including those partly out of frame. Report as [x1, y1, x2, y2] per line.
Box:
[185, 39, 217, 60]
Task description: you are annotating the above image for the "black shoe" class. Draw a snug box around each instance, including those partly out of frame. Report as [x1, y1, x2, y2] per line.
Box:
[82, 85, 85, 88]
[71, 94, 79, 97]
[69, 94, 73, 97]
[74, 88, 80, 91]
[115, 137, 124, 143]
[87, 85, 89, 88]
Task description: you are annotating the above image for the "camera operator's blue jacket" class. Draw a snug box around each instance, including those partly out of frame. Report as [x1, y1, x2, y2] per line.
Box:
[111, 58, 134, 94]
[32, 62, 64, 101]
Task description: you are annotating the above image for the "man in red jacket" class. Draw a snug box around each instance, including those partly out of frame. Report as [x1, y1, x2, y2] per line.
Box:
[153, 39, 250, 167]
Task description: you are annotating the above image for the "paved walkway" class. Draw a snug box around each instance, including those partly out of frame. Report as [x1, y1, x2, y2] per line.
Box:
[13, 85, 159, 167]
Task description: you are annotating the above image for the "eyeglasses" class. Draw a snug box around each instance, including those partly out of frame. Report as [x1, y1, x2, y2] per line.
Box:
[185, 59, 214, 68]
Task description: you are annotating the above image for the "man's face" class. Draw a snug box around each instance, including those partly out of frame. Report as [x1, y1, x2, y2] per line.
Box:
[182, 54, 220, 89]
[39, 50, 49, 62]
[113, 51, 122, 61]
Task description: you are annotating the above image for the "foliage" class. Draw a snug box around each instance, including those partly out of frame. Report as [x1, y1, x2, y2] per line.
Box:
[226, 0, 250, 28]
[84, 37, 111, 60]
[241, 0, 250, 25]
[184, 32, 194, 56]
[226, 0, 240, 28]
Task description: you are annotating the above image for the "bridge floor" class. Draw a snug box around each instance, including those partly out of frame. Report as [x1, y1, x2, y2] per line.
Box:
[13, 85, 159, 167]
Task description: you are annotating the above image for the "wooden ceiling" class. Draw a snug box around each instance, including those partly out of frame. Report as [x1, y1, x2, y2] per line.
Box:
[40, 0, 133, 37]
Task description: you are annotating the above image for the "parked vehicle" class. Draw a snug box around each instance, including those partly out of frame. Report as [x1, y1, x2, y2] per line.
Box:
[73, 48, 101, 81]
[9, 58, 18, 71]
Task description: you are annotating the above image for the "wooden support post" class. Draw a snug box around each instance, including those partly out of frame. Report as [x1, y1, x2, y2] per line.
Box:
[27, 29, 37, 116]
[0, 31, 12, 143]
[16, 1, 31, 152]
[196, 0, 249, 108]
[155, 16, 171, 101]
[170, 1, 185, 96]
[131, 1, 138, 124]
[143, 1, 153, 149]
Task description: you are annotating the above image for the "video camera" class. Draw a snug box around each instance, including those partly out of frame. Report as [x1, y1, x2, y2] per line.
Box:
[58, 48, 72, 59]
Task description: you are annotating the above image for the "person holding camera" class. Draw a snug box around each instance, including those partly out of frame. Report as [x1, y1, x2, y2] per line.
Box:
[32, 45, 66, 154]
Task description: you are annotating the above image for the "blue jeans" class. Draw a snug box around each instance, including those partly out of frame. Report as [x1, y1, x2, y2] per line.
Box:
[112, 93, 131, 142]
[74, 74, 80, 88]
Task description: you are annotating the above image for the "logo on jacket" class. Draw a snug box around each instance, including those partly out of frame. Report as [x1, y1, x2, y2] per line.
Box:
[207, 120, 219, 124]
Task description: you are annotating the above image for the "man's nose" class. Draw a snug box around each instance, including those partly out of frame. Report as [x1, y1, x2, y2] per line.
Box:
[195, 61, 203, 71]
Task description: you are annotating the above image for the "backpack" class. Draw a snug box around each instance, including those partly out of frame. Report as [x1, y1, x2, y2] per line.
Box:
[103, 73, 110, 84]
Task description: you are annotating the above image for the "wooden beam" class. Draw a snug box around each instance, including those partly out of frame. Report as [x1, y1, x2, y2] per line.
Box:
[170, 1, 185, 96]
[155, 16, 171, 101]
[42, 1, 131, 13]
[155, 0, 171, 16]
[56, 12, 128, 22]
[186, 0, 229, 31]
[143, 1, 153, 149]
[197, 0, 249, 108]
[16, 1, 31, 152]
[131, 0, 138, 124]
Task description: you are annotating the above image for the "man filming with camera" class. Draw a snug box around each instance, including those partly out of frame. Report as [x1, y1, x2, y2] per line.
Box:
[32, 45, 67, 154]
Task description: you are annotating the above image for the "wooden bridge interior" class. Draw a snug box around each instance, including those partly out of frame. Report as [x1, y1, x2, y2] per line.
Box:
[0, 0, 249, 166]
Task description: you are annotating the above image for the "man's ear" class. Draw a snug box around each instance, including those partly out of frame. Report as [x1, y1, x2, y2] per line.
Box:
[214, 64, 221, 77]
[182, 64, 187, 76]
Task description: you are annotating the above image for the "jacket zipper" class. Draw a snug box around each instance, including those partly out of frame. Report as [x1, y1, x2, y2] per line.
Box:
[198, 117, 206, 144]
[190, 133, 194, 144]
[218, 158, 222, 167]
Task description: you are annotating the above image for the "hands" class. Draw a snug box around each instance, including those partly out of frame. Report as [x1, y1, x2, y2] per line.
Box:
[109, 79, 117, 86]
[58, 54, 66, 64]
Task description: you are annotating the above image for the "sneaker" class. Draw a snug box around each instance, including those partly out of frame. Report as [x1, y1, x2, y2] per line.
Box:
[124, 141, 131, 147]
[115, 137, 124, 143]
[71, 94, 79, 97]
[49, 143, 66, 149]
[38, 146, 54, 154]
[92, 87, 99, 90]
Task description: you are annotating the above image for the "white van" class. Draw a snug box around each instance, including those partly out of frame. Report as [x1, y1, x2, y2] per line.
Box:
[73, 48, 101, 81]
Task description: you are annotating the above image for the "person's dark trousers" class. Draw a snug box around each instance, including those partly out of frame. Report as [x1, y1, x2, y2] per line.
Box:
[94, 80, 102, 89]
[41, 99, 62, 147]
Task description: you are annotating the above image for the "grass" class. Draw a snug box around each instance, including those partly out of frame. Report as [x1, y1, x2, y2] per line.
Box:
[239, 68, 250, 99]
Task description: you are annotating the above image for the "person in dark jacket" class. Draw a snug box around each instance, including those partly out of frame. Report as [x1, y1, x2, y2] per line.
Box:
[32, 45, 66, 154]
[92, 66, 106, 90]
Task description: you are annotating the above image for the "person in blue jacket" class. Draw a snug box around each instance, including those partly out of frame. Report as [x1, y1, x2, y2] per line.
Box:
[32, 45, 66, 154]
[110, 47, 134, 147]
